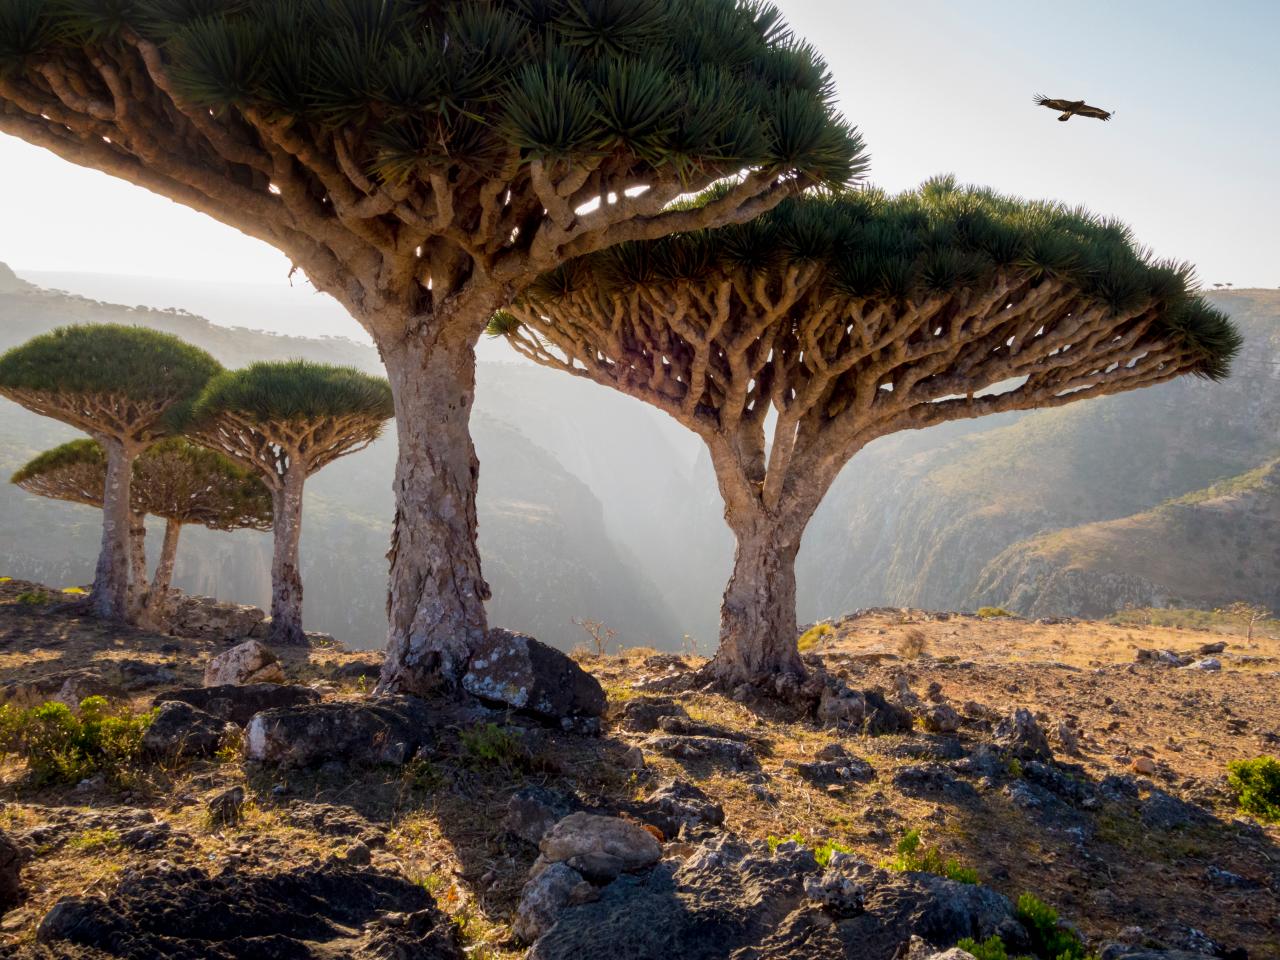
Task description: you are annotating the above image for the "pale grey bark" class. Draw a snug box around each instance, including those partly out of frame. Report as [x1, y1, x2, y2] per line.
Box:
[138, 518, 183, 630]
[90, 437, 135, 620]
[128, 512, 147, 608]
[377, 329, 490, 695]
[269, 468, 306, 646]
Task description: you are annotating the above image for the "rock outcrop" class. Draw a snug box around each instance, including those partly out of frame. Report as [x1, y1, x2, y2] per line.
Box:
[156, 683, 321, 726]
[243, 696, 434, 767]
[462, 629, 605, 728]
[203, 639, 285, 686]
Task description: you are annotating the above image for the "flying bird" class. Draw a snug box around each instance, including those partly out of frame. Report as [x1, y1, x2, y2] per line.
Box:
[1034, 95, 1113, 122]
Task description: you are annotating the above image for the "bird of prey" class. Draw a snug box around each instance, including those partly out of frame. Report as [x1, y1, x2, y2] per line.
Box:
[1034, 95, 1113, 122]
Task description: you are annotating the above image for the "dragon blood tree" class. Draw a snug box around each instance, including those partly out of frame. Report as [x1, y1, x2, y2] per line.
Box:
[0, 0, 864, 693]
[183, 361, 393, 646]
[11, 437, 273, 627]
[494, 178, 1242, 689]
[0, 325, 220, 620]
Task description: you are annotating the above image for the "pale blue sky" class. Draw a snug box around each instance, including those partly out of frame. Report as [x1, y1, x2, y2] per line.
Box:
[0, 0, 1275, 338]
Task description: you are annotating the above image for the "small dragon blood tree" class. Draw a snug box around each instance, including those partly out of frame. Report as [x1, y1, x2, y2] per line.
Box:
[0, 325, 221, 620]
[494, 177, 1241, 692]
[183, 361, 394, 645]
[11, 437, 273, 627]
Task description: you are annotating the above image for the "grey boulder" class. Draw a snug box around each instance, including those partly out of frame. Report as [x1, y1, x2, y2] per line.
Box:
[243, 696, 434, 767]
[155, 683, 321, 727]
[462, 628, 605, 725]
[142, 701, 236, 760]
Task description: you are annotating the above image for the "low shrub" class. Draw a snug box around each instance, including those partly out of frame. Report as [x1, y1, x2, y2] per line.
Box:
[0, 696, 155, 785]
[976, 606, 1014, 619]
[1015, 892, 1090, 960]
[797, 622, 835, 653]
[885, 829, 978, 883]
[898, 628, 928, 659]
[1227, 755, 1280, 821]
[459, 722, 527, 770]
[955, 894, 1092, 960]
[766, 831, 854, 867]
[955, 935, 1009, 960]
[14, 590, 51, 606]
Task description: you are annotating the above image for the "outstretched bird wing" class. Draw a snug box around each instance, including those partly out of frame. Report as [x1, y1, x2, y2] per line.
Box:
[1074, 102, 1113, 121]
[1034, 94, 1075, 112]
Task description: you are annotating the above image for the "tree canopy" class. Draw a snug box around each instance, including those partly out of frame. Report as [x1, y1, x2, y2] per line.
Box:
[0, 0, 864, 324]
[12, 437, 273, 531]
[495, 177, 1243, 686]
[0, 324, 222, 438]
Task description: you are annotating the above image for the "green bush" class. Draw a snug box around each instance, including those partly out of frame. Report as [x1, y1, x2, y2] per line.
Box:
[458, 722, 526, 770]
[1015, 893, 1090, 960]
[885, 829, 978, 883]
[766, 832, 854, 867]
[956, 935, 1010, 960]
[955, 895, 1092, 960]
[0, 696, 155, 785]
[14, 590, 51, 605]
[1227, 755, 1280, 821]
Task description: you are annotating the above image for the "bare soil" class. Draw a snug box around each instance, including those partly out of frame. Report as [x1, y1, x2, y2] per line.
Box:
[1, 583, 1277, 958]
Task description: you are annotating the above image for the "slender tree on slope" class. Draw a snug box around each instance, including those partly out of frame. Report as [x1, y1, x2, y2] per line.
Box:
[183, 361, 393, 647]
[11, 437, 273, 627]
[0, 325, 221, 620]
[0, 0, 865, 693]
[493, 178, 1242, 690]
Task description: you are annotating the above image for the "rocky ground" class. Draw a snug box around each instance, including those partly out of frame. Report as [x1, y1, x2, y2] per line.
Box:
[0, 579, 1277, 959]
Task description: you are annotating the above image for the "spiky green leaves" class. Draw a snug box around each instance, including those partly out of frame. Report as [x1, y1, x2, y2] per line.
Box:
[12, 0, 863, 188]
[12, 436, 274, 530]
[0, 324, 222, 405]
[518, 177, 1242, 381]
[185, 360, 394, 425]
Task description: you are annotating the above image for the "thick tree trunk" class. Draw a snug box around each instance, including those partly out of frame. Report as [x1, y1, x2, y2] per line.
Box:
[128, 513, 147, 607]
[705, 511, 808, 687]
[139, 518, 182, 630]
[268, 469, 306, 646]
[90, 437, 135, 620]
[377, 328, 490, 695]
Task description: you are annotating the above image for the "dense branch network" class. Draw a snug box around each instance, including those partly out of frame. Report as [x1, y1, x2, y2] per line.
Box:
[497, 181, 1241, 686]
[0, 2, 861, 335]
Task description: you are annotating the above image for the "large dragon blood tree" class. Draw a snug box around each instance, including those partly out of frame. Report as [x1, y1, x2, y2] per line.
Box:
[183, 361, 393, 646]
[494, 178, 1242, 689]
[0, 325, 221, 620]
[11, 437, 273, 627]
[0, 0, 864, 693]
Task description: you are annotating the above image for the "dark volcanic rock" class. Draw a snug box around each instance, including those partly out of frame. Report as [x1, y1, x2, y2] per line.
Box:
[642, 779, 725, 838]
[992, 709, 1052, 762]
[616, 697, 690, 733]
[156, 683, 321, 727]
[863, 690, 914, 735]
[1, 828, 23, 910]
[463, 628, 606, 725]
[526, 838, 1022, 960]
[643, 735, 760, 770]
[893, 764, 978, 801]
[505, 786, 584, 846]
[142, 701, 235, 760]
[35, 862, 463, 959]
[243, 696, 435, 767]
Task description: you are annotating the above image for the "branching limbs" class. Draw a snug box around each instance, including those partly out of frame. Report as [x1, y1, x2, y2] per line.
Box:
[505, 268, 1206, 534]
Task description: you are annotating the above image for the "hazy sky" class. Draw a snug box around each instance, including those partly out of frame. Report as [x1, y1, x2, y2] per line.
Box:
[0, 0, 1276, 340]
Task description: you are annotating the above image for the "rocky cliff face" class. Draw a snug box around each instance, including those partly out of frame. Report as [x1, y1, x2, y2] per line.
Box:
[797, 291, 1280, 619]
[972, 459, 1280, 618]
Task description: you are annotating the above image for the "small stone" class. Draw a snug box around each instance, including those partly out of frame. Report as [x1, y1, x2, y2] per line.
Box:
[1, 828, 23, 910]
[993, 708, 1053, 761]
[620, 746, 645, 770]
[207, 786, 245, 828]
[204, 640, 285, 686]
[1185, 657, 1221, 671]
[1132, 756, 1157, 776]
[462, 628, 605, 723]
